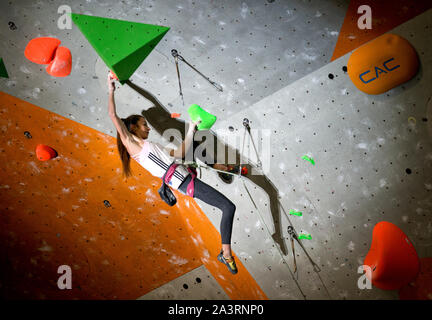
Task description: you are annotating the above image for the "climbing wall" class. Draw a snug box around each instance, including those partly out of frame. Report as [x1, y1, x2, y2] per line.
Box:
[1, 0, 431, 300]
[331, 0, 432, 60]
[0, 91, 266, 299]
[213, 9, 432, 299]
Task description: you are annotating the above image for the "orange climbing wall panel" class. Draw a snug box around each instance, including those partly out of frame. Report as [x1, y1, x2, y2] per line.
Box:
[0, 91, 267, 300]
[331, 0, 432, 61]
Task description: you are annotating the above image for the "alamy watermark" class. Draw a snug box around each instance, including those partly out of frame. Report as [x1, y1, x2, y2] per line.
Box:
[357, 5, 372, 30]
[57, 5, 72, 30]
[357, 265, 372, 289]
[57, 265, 72, 290]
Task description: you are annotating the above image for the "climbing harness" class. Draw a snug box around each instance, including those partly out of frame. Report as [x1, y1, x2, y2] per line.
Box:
[171, 49, 223, 105]
[159, 162, 198, 206]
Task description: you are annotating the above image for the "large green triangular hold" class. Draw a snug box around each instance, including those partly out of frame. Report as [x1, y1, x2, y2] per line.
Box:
[0, 58, 9, 78]
[71, 13, 169, 84]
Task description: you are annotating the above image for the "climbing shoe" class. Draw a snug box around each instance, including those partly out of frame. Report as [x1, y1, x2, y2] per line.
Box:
[217, 250, 238, 274]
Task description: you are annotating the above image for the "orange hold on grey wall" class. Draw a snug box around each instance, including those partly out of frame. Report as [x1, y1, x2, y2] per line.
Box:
[24, 37, 61, 65]
[46, 46, 72, 77]
[347, 34, 419, 95]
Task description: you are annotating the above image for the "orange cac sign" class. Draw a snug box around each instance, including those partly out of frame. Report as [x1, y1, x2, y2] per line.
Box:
[347, 34, 419, 95]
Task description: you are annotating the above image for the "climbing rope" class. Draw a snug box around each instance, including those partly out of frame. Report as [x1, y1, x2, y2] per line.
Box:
[238, 117, 332, 299]
[171, 49, 223, 106]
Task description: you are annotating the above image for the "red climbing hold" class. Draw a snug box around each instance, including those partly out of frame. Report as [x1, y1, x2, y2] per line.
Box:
[364, 221, 420, 290]
[171, 113, 181, 118]
[46, 46, 72, 77]
[241, 166, 248, 175]
[24, 37, 61, 64]
[36, 144, 57, 161]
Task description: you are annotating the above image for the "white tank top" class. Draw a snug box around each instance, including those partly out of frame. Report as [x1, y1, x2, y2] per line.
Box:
[131, 140, 189, 190]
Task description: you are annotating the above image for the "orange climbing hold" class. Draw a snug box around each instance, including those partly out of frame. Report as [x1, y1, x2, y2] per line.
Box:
[364, 221, 420, 290]
[35, 144, 57, 161]
[347, 34, 419, 95]
[46, 46, 72, 77]
[170, 113, 181, 118]
[24, 37, 61, 64]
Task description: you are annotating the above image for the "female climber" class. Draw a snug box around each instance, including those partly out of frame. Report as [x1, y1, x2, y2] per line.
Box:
[107, 73, 238, 274]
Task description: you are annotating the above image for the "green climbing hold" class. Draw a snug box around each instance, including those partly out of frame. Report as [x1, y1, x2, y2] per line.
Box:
[302, 155, 315, 165]
[187, 104, 217, 130]
[289, 210, 303, 217]
[0, 58, 9, 78]
[298, 234, 312, 240]
[71, 13, 169, 84]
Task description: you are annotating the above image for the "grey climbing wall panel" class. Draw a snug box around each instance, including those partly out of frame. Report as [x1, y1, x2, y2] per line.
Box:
[212, 9, 432, 299]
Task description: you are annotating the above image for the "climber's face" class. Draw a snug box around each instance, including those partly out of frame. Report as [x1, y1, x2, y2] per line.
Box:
[132, 117, 150, 140]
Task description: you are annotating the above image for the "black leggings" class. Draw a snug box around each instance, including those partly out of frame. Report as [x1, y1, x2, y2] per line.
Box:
[178, 175, 236, 245]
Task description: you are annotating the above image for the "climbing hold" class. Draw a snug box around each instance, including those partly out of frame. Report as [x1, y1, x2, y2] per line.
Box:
[298, 234, 312, 240]
[0, 58, 9, 78]
[241, 166, 248, 175]
[347, 34, 419, 95]
[35, 144, 57, 161]
[289, 210, 303, 217]
[24, 37, 61, 64]
[71, 13, 170, 84]
[46, 46, 72, 77]
[187, 104, 217, 130]
[364, 221, 420, 290]
[109, 70, 118, 80]
[170, 113, 181, 118]
[302, 155, 315, 165]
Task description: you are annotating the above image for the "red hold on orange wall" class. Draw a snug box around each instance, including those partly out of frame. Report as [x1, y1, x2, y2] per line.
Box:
[35, 144, 58, 161]
[24, 37, 61, 65]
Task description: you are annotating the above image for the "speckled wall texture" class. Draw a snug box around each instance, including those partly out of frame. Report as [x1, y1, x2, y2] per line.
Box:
[0, 91, 266, 299]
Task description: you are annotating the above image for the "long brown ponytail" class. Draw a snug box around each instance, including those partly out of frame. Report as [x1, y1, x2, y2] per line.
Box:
[116, 115, 144, 178]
